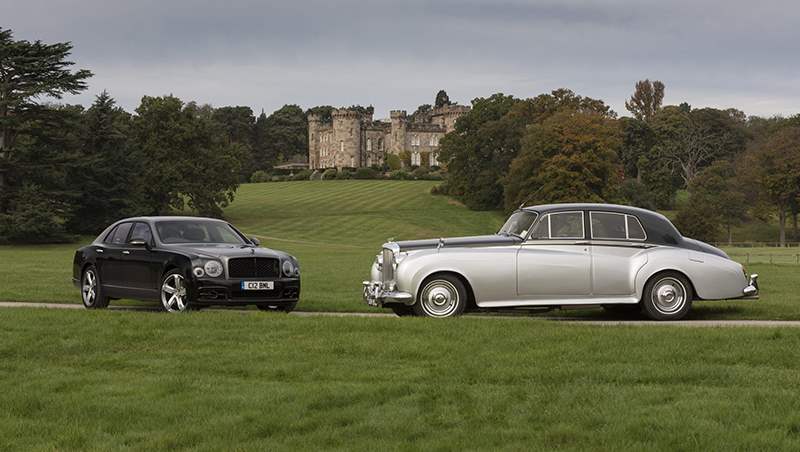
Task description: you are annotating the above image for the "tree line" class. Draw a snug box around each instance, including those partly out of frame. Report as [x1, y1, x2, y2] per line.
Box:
[0, 28, 308, 243]
[438, 82, 800, 245]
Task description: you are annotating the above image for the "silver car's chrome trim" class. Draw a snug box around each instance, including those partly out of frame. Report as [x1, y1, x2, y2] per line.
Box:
[743, 273, 759, 297]
[362, 280, 413, 307]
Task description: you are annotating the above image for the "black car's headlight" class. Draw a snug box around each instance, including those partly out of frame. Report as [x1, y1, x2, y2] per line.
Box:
[193, 260, 223, 278]
[282, 259, 300, 277]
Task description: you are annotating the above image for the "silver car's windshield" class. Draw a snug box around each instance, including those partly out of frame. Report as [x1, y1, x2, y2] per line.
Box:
[155, 220, 247, 245]
[498, 211, 538, 238]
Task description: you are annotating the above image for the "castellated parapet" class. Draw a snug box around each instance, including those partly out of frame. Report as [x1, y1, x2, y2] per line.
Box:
[309, 103, 469, 170]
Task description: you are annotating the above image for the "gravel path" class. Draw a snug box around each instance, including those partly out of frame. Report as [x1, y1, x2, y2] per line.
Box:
[1, 301, 799, 326]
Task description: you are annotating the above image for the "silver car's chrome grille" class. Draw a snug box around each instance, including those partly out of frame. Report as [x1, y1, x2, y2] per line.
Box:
[382, 248, 394, 283]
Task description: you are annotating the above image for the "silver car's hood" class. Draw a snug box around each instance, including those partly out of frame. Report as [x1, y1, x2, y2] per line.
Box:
[395, 234, 522, 251]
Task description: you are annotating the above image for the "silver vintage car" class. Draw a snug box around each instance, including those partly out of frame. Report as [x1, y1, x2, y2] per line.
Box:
[363, 203, 759, 320]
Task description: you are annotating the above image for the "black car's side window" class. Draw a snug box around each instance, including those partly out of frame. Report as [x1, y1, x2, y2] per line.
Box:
[109, 222, 133, 245]
[129, 222, 153, 244]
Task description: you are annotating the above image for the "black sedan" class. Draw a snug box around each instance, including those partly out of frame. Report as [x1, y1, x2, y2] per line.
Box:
[73, 217, 301, 312]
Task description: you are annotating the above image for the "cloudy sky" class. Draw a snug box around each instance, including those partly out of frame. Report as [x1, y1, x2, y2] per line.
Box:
[3, 0, 798, 118]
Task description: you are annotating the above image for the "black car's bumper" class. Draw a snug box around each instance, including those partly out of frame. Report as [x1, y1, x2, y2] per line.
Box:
[191, 277, 301, 306]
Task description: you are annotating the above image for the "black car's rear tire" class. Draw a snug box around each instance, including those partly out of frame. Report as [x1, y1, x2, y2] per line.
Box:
[257, 302, 297, 313]
[641, 271, 693, 321]
[81, 265, 110, 309]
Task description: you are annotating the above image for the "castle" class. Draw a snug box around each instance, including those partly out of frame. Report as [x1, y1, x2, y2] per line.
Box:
[308, 103, 470, 170]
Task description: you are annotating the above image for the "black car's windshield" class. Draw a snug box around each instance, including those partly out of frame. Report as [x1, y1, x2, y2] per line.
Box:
[498, 211, 538, 238]
[155, 220, 247, 245]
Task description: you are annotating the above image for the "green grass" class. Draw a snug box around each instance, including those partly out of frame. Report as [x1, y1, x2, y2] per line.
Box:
[2, 308, 800, 451]
[0, 180, 797, 318]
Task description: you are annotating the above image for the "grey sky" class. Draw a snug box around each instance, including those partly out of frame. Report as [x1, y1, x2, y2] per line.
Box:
[3, 0, 798, 118]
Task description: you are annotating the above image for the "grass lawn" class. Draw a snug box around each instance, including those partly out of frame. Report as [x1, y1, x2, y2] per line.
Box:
[0, 180, 797, 318]
[2, 308, 800, 450]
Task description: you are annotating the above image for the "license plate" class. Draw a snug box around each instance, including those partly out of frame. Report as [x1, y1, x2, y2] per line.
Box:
[241, 281, 274, 290]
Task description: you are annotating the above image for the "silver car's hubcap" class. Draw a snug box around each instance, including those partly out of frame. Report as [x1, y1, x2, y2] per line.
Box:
[651, 277, 686, 314]
[161, 274, 188, 312]
[420, 280, 459, 317]
[82, 270, 97, 306]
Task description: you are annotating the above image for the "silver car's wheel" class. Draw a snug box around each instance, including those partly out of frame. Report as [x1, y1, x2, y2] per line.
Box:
[414, 275, 467, 318]
[651, 277, 686, 315]
[641, 272, 693, 321]
[161, 272, 190, 312]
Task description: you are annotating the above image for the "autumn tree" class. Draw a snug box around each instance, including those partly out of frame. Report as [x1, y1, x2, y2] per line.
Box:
[503, 110, 623, 212]
[625, 79, 665, 122]
[751, 126, 800, 246]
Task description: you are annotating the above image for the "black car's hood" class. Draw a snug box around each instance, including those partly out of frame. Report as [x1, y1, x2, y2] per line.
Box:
[162, 244, 288, 260]
[396, 234, 522, 251]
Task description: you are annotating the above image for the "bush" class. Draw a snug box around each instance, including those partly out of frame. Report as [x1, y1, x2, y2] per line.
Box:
[322, 169, 338, 180]
[0, 184, 75, 244]
[389, 170, 412, 180]
[271, 175, 288, 182]
[411, 166, 429, 179]
[430, 182, 449, 196]
[250, 170, 271, 183]
[353, 167, 380, 179]
[291, 169, 312, 181]
[335, 169, 352, 180]
[386, 154, 402, 171]
[310, 170, 322, 181]
[425, 171, 444, 181]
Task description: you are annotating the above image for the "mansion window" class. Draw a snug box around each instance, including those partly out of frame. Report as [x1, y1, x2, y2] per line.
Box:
[411, 135, 420, 146]
[340, 141, 344, 153]
[366, 138, 372, 152]
[429, 135, 439, 146]
[429, 152, 439, 167]
[411, 152, 421, 166]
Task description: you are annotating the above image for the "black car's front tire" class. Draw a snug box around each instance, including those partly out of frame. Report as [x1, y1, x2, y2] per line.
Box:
[160, 269, 193, 313]
[81, 266, 110, 309]
[257, 302, 296, 313]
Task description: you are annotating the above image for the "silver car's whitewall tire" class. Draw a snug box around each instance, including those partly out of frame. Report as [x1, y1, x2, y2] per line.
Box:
[161, 271, 192, 313]
[413, 274, 467, 318]
[81, 266, 109, 309]
[641, 272, 693, 321]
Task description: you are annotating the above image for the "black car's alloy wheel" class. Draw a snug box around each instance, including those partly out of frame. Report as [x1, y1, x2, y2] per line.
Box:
[161, 270, 192, 312]
[81, 266, 109, 309]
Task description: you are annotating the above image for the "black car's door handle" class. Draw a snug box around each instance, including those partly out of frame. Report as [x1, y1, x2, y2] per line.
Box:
[96, 249, 104, 254]
[122, 250, 131, 255]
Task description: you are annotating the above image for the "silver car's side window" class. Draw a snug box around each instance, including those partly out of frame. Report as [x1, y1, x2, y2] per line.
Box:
[590, 212, 627, 240]
[590, 211, 648, 241]
[626, 215, 647, 240]
[530, 212, 585, 240]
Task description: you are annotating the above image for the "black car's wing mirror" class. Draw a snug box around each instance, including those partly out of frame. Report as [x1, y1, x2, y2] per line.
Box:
[129, 239, 152, 250]
[250, 237, 261, 246]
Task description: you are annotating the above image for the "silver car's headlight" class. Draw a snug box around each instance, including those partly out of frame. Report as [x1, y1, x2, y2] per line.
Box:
[204, 260, 223, 278]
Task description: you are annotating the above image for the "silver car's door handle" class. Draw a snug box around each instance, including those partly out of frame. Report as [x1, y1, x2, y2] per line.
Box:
[122, 250, 131, 255]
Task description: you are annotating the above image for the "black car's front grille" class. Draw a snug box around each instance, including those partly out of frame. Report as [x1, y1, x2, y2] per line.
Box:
[228, 257, 280, 278]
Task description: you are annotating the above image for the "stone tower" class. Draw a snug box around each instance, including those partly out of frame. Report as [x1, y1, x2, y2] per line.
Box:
[389, 110, 407, 156]
[331, 109, 361, 169]
[307, 113, 321, 169]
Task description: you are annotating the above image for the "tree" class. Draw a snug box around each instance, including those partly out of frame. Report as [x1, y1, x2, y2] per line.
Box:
[625, 79, 665, 121]
[750, 126, 800, 246]
[261, 105, 307, 165]
[503, 110, 623, 212]
[650, 106, 747, 186]
[435, 90, 451, 108]
[131, 96, 242, 217]
[67, 91, 143, 234]
[440, 89, 614, 210]
[0, 27, 92, 209]
[213, 106, 254, 180]
[674, 160, 748, 243]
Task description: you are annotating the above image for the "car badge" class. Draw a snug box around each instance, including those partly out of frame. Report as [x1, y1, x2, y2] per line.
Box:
[250, 248, 255, 255]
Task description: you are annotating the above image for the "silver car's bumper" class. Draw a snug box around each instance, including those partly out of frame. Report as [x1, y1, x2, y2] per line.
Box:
[362, 281, 413, 307]
[741, 273, 759, 299]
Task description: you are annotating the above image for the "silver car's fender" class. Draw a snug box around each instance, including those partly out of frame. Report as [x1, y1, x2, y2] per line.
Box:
[635, 247, 748, 300]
